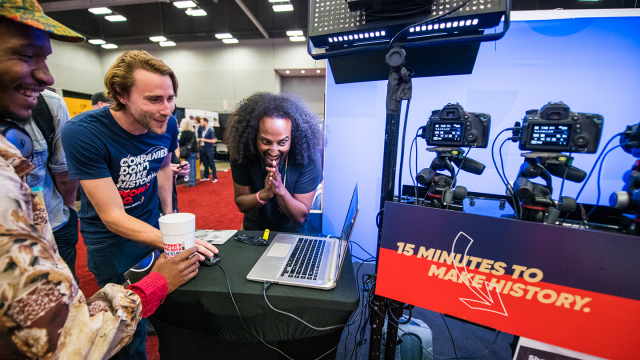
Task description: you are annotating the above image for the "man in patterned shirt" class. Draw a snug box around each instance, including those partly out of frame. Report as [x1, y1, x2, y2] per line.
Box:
[0, 0, 203, 358]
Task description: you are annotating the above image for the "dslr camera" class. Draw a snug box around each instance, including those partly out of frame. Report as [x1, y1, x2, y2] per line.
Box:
[420, 103, 491, 148]
[519, 102, 603, 153]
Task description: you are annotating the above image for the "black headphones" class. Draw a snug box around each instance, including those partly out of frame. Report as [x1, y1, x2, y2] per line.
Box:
[0, 119, 33, 158]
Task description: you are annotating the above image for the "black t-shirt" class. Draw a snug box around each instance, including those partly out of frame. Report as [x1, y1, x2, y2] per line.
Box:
[179, 130, 197, 154]
[231, 152, 323, 232]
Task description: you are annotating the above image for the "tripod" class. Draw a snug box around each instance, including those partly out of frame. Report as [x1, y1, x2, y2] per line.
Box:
[512, 152, 584, 223]
[610, 160, 640, 234]
[416, 147, 485, 210]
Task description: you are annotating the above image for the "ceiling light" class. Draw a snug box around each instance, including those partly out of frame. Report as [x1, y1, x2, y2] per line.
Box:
[301, 70, 306, 73]
[273, 4, 294, 12]
[285, 70, 290, 74]
[150, 36, 167, 42]
[89, 7, 112, 14]
[101, 44, 118, 49]
[173, 1, 197, 8]
[88, 39, 106, 45]
[316, 70, 321, 73]
[105, 15, 127, 22]
[189, 8, 207, 16]
[286, 30, 303, 36]
[215, 33, 233, 39]
[160, 41, 177, 47]
[289, 36, 305, 42]
[222, 38, 239, 44]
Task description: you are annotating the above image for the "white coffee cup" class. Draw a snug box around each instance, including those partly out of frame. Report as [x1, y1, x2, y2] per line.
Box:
[159, 213, 196, 259]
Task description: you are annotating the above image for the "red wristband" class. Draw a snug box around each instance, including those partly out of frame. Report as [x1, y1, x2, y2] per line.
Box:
[256, 191, 266, 205]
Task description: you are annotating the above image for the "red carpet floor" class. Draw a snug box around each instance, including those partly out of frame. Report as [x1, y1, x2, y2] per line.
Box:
[75, 170, 243, 359]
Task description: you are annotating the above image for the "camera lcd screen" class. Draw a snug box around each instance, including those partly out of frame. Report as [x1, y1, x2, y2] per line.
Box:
[431, 121, 464, 144]
[529, 124, 572, 147]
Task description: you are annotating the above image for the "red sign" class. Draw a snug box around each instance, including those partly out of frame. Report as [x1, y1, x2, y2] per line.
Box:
[376, 202, 640, 360]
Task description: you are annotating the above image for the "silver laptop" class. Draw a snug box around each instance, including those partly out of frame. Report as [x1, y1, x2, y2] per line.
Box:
[247, 185, 359, 290]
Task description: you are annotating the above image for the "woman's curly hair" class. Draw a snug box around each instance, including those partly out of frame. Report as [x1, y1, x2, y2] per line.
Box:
[225, 92, 324, 165]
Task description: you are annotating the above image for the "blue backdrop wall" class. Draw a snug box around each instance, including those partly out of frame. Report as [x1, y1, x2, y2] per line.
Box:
[322, 14, 640, 259]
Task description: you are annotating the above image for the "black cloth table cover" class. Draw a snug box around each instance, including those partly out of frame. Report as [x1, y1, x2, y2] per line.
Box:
[149, 231, 360, 359]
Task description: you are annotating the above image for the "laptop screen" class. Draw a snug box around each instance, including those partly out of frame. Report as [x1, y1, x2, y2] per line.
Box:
[340, 184, 359, 241]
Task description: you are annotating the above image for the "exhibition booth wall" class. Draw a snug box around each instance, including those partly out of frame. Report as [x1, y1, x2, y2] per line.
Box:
[322, 10, 640, 259]
[47, 38, 326, 112]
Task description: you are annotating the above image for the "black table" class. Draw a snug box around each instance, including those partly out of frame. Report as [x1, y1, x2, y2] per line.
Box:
[149, 231, 360, 360]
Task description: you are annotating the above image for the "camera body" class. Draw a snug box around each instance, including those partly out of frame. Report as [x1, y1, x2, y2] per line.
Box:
[519, 102, 603, 153]
[422, 103, 491, 148]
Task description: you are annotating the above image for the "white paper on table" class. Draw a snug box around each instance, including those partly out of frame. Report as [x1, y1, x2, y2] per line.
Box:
[195, 230, 237, 245]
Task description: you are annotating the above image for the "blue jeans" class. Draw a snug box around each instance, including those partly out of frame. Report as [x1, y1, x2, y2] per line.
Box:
[53, 208, 78, 279]
[86, 239, 153, 360]
[186, 153, 197, 185]
[200, 149, 217, 180]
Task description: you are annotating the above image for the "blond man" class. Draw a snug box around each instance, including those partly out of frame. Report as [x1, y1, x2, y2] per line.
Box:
[61, 50, 218, 359]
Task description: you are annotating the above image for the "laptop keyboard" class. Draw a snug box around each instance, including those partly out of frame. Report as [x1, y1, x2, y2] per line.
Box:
[281, 238, 326, 280]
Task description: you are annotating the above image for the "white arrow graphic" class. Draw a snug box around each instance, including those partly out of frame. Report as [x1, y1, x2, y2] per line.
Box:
[451, 232, 508, 316]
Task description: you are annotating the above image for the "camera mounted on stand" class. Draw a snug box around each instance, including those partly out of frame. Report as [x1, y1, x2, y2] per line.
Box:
[609, 124, 640, 234]
[416, 103, 490, 210]
[512, 102, 603, 223]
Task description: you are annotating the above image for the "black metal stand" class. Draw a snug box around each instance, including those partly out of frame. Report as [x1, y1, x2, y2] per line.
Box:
[512, 152, 583, 223]
[368, 46, 413, 360]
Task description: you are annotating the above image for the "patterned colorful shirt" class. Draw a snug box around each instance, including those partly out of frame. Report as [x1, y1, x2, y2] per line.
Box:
[0, 134, 167, 359]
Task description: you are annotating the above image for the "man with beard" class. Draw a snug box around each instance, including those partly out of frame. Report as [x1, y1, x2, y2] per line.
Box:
[62, 50, 218, 360]
[225, 92, 324, 232]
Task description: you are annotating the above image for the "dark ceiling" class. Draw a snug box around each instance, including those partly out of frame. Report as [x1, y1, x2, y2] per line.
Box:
[39, 0, 638, 46]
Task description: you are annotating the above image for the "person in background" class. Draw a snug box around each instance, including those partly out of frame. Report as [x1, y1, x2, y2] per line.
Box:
[62, 50, 218, 360]
[199, 117, 218, 183]
[91, 91, 113, 109]
[5, 88, 80, 277]
[0, 1, 202, 358]
[179, 117, 198, 187]
[193, 115, 201, 135]
[225, 92, 324, 232]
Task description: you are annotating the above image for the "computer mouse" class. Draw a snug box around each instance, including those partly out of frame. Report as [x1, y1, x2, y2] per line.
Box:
[199, 252, 221, 266]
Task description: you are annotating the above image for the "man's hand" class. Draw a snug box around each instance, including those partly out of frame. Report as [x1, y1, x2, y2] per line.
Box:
[266, 160, 286, 196]
[261, 170, 275, 200]
[171, 161, 190, 177]
[194, 239, 218, 261]
[151, 246, 200, 293]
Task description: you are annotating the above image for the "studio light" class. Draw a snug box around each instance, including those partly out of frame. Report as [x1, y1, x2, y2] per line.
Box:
[105, 15, 127, 22]
[222, 38, 239, 44]
[88, 7, 112, 14]
[186, 8, 207, 16]
[88, 39, 106, 45]
[150, 36, 167, 42]
[160, 41, 177, 47]
[286, 30, 303, 36]
[273, 4, 294, 12]
[173, 1, 197, 8]
[215, 33, 233, 39]
[101, 44, 118, 49]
